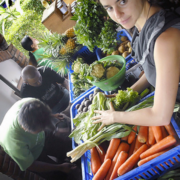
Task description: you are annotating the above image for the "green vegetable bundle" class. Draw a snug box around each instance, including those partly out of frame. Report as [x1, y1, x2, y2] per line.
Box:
[72, 0, 119, 54]
[71, 58, 93, 97]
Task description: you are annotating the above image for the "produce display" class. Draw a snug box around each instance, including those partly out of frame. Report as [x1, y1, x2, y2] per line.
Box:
[101, 36, 132, 59]
[71, 58, 93, 97]
[71, 0, 119, 54]
[90, 124, 179, 180]
[68, 86, 180, 179]
[38, 27, 82, 75]
[70, 58, 125, 97]
[67, 88, 155, 162]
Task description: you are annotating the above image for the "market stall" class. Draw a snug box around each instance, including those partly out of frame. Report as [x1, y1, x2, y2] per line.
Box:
[37, 0, 180, 179]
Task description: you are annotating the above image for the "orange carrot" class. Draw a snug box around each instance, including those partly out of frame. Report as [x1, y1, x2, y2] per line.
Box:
[121, 135, 129, 142]
[152, 126, 163, 142]
[138, 126, 148, 143]
[128, 126, 137, 144]
[133, 136, 144, 153]
[148, 126, 156, 145]
[161, 126, 168, 138]
[128, 136, 136, 157]
[118, 144, 148, 176]
[105, 142, 129, 180]
[138, 149, 169, 166]
[110, 151, 128, 180]
[113, 142, 130, 162]
[104, 138, 121, 161]
[146, 130, 151, 148]
[165, 123, 180, 145]
[140, 135, 176, 159]
[105, 161, 115, 180]
[93, 159, 111, 180]
[90, 147, 101, 175]
[96, 145, 105, 163]
[165, 123, 179, 140]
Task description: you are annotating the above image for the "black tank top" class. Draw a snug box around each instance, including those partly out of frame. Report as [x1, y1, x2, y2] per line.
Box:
[131, 9, 180, 101]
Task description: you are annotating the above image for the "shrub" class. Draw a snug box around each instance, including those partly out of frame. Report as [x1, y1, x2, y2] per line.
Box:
[5, 9, 48, 56]
[21, 0, 45, 15]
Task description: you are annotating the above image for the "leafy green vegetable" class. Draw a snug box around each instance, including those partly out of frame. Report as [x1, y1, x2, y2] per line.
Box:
[68, 123, 132, 162]
[103, 59, 122, 69]
[73, 80, 92, 97]
[97, 19, 119, 54]
[111, 88, 140, 110]
[70, 89, 140, 144]
[73, 0, 119, 53]
[71, 58, 93, 97]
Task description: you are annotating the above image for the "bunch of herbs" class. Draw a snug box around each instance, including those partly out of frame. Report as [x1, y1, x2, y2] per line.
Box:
[72, 0, 118, 54]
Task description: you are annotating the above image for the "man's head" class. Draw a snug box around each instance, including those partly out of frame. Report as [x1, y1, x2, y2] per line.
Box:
[21, 65, 42, 87]
[18, 99, 52, 134]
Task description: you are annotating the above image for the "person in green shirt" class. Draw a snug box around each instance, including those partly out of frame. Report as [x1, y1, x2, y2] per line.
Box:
[21, 35, 68, 75]
[0, 98, 81, 180]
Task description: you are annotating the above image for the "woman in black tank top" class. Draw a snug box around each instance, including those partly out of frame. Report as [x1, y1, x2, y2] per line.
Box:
[92, 0, 180, 128]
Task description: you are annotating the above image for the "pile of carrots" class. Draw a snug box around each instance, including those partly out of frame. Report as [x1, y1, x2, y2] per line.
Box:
[90, 123, 179, 180]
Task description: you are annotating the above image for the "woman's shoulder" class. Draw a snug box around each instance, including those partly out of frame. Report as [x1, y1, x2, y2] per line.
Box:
[156, 27, 180, 47]
[154, 27, 180, 64]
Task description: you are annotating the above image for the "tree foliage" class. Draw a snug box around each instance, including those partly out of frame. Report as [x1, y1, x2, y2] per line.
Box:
[5, 9, 47, 56]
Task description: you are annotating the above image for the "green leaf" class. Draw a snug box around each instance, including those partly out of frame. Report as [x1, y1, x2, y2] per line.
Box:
[2, 19, 6, 35]
[0, 7, 6, 13]
[13, 11, 21, 16]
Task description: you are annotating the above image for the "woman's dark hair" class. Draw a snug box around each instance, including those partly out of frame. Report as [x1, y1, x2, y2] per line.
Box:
[148, 0, 180, 10]
[21, 35, 34, 51]
[18, 99, 52, 133]
[21, 35, 38, 67]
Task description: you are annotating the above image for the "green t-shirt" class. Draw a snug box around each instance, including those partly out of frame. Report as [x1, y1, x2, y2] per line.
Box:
[0, 98, 45, 171]
[33, 48, 68, 75]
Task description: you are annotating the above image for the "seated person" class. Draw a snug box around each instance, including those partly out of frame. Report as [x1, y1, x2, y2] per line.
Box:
[0, 98, 81, 180]
[20, 65, 69, 114]
[21, 35, 68, 75]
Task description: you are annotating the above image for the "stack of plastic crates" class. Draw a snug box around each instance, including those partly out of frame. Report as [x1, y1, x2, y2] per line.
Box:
[68, 46, 98, 104]
[70, 89, 180, 180]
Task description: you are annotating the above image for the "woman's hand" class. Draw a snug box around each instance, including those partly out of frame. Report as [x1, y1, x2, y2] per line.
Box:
[92, 102, 116, 131]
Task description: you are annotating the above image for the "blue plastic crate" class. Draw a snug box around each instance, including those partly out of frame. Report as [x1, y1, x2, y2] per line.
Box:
[72, 46, 98, 64]
[71, 90, 180, 180]
[95, 29, 133, 61]
[126, 58, 137, 71]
